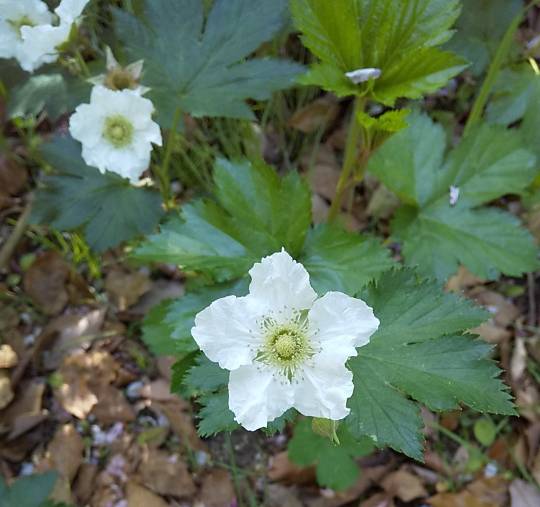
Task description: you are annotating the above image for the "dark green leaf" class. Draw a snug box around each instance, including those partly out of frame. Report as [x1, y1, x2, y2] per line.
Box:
[185, 356, 229, 392]
[113, 0, 304, 124]
[32, 136, 163, 252]
[301, 224, 394, 295]
[197, 391, 239, 436]
[347, 270, 515, 459]
[0, 471, 58, 507]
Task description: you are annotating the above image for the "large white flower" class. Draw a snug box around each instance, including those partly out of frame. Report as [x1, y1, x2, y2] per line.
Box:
[192, 250, 380, 431]
[69, 85, 162, 182]
[0, 0, 90, 72]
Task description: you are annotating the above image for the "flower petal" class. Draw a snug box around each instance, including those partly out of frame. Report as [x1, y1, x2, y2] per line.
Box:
[248, 250, 317, 319]
[309, 291, 379, 350]
[293, 356, 354, 420]
[192, 295, 264, 371]
[55, 0, 90, 23]
[229, 365, 294, 431]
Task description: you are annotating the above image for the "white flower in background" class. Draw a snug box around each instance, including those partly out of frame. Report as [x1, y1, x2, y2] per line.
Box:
[69, 85, 162, 182]
[0, 0, 90, 72]
[345, 67, 382, 84]
[192, 250, 380, 431]
[89, 47, 150, 95]
[449, 185, 460, 206]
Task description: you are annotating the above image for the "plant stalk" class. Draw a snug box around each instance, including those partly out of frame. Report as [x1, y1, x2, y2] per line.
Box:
[157, 107, 182, 208]
[328, 98, 366, 222]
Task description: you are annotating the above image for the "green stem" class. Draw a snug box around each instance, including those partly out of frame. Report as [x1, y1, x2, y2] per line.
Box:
[157, 108, 182, 207]
[328, 98, 365, 222]
[74, 48, 90, 78]
[463, 6, 525, 137]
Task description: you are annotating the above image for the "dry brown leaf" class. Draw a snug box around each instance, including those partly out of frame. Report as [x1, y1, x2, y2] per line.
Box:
[130, 279, 184, 315]
[381, 468, 428, 502]
[138, 447, 196, 498]
[429, 477, 508, 507]
[473, 290, 520, 327]
[509, 479, 540, 507]
[473, 322, 511, 344]
[446, 266, 486, 293]
[23, 251, 70, 315]
[0, 344, 18, 369]
[91, 384, 135, 425]
[265, 484, 303, 507]
[73, 463, 98, 505]
[42, 423, 84, 482]
[198, 469, 236, 507]
[0, 371, 14, 410]
[288, 96, 339, 133]
[0, 155, 28, 196]
[304, 145, 341, 200]
[105, 268, 151, 311]
[268, 451, 316, 485]
[126, 481, 169, 507]
[140, 378, 177, 402]
[511, 337, 528, 382]
[360, 492, 395, 507]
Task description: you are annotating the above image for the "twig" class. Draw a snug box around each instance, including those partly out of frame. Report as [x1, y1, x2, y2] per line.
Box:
[0, 198, 32, 271]
[527, 272, 537, 327]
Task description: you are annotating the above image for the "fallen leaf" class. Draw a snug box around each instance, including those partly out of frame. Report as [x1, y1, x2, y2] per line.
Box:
[42, 423, 84, 481]
[73, 463, 98, 505]
[140, 378, 178, 402]
[91, 384, 135, 425]
[105, 268, 151, 311]
[268, 451, 316, 485]
[381, 468, 427, 502]
[126, 481, 169, 507]
[473, 290, 520, 327]
[0, 344, 18, 369]
[0, 155, 28, 196]
[511, 337, 528, 382]
[23, 251, 70, 315]
[473, 322, 511, 344]
[130, 279, 184, 315]
[288, 96, 339, 133]
[429, 477, 508, 507]
[265, 484, 303, 507]
[304, 146, 340, 200]
[0, 371, 14, 409]
[509, 479, 540, 507]
[138, 447, 196, 498]
[446, 266, 485, 293]
[360, 492, 396, 507]
[198, 469, 236, 507]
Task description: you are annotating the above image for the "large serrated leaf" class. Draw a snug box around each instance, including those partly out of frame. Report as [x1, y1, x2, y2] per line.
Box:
[32, 136, 164, 252]
[113, 0, 304, 125]
[347, 270, 515, 459]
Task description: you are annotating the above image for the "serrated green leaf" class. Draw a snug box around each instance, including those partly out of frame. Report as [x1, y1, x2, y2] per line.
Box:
[292, 0, 464, 103]
[301, 224, 394, 295]
[368, 113, 538, 279]
[170, 352, 200, 394]
[113, 0, 304, 124]
[288, 418, 374, 490]
[264, 409, 296, 435]
[347, 269, 515, 459]
[0, 471, 58, 507]
[197, 391, 239, 436]
[7, 73, 90, 120]
[141, 300, 179, 356]
[447, 0, 522, 76]
[356, 109, 410, 134]
[134, 158, 312, 281]
[185, 356, 229, 392]
[32, 136, 163, 252]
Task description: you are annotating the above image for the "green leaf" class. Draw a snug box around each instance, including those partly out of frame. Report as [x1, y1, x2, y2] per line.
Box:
[170, 352, 200, 394]
[474, 417, 497, 447]
[292, 0, 464, 103]
[0, 471, 58, 507]
[486, 65, 540, 126]
[368, 113, 538, 279]
[447, 0, 522, 76]
[185, 356, 229, 392]
[347, 269, 515, 459]
[301, 224, 394, 295]
[113, 0, 304, 124]
[288, 418, 374, 490]
[7, 73, 90, 120]
[134, 158, 312, 281]
[197, 391, 239, 436]
[32, 136, 163, 252]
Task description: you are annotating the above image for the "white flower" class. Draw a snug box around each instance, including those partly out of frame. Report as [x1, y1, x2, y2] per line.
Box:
[69, 85, 162, 182]
[191, 250, 380, 431]
[0, 0, 89, 72]
[449, 185, 460, 206]
[345, 68, 382, 84]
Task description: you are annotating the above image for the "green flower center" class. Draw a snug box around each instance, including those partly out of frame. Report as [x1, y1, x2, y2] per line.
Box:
[9, 16, 35, 38]
[257, 312, 315, 381]
[102, 115, 134, 148]
[105, 69, 137, 91]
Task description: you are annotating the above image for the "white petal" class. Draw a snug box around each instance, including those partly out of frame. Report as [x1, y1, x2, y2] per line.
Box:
[309, 291, 379, 350]
[229, 365, 294, 430]
[192, 295, 264, 371]
[0, 21, 18, 59]
[345, 68, 382, 84]
[19, 23, 70, 71]
[293, 356, 354, 420]
[248, 250, 317, 319]
[55, 0, 90, 23]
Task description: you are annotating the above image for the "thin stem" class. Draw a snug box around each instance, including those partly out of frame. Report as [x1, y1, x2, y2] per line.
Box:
[157, 108, 182, 208]
[463, 6, 525, 136]
[0, 198, 32, 271]
[74, 48, 90, 78]
[328, 98, 366, 222]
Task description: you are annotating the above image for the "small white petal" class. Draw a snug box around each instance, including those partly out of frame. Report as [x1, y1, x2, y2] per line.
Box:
[293, 355, 354, 420]
[105, 46, 119, 71]
[192, 295, 264, 371]
[19, 23, 70, 71]
[449, 185, 460, 206]
[248, 250, 317, 319]
[229, 365, 294, 430]
[309, 291, 379, 350]
[55, 0, 90, 24]
[345, 68, 382, 84]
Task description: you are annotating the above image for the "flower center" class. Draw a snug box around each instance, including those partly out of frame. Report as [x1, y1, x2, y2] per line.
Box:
[105, 69, 137, 91]
[102, 115, 134, 148]
[256, 311, 316, 381]
[9, 16, 35, 38]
